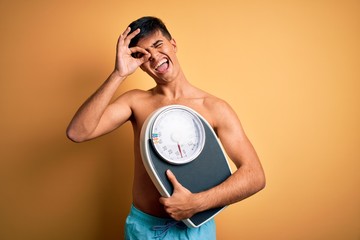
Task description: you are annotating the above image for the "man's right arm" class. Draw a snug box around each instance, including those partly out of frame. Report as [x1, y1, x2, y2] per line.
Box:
[66, 27, 150, 142]
[66, 72, 128, 142]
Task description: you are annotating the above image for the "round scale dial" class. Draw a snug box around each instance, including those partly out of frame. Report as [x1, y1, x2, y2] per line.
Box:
[150, 107, 206, 165]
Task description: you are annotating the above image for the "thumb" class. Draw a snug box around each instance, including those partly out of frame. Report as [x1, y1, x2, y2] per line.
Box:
[166, 169, 182, 189]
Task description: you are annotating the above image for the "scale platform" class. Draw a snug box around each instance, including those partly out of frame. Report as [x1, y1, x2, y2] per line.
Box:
[140, 105, 232, 228]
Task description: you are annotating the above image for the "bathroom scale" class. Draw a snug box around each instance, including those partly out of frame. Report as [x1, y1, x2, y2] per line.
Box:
[140, 105, 232, 228]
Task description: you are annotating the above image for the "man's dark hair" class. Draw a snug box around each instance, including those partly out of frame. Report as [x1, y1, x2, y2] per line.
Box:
[128, 16, 172, 48]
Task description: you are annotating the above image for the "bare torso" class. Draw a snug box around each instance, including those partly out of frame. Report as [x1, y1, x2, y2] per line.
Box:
[125, 86, 222, 217]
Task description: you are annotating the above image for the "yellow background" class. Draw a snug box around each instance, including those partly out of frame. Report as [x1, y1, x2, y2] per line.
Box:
[1, 0, 359, 239]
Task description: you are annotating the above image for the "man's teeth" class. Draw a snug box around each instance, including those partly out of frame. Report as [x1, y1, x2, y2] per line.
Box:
[155, 59, 167, 69]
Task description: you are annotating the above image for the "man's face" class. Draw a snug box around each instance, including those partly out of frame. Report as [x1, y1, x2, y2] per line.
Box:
[135, 30, 179, 82]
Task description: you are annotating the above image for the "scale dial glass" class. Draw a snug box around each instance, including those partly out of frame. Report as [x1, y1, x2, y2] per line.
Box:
[150, 107, 206, 165]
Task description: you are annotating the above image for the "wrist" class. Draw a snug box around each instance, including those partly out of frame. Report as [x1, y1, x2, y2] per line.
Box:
[110, 70, 127, 82]
[193, 192, 209, 213]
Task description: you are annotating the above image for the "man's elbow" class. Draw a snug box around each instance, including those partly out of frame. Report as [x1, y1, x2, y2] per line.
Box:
[255, 169, 266, 192]
[66, 127, 87, 143]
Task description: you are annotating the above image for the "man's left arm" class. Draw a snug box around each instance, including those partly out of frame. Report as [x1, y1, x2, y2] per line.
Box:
[159, 101, 266, 221]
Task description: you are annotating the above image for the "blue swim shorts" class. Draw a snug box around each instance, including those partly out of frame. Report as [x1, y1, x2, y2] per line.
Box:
[125, 204, 216, 240]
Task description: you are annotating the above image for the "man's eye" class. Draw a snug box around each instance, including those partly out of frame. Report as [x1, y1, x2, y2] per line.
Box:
[155, 43, 162, 48]
[132, 52, 144, 59]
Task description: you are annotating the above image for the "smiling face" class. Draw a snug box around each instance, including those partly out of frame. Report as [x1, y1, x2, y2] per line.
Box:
[136, 30, 181, 83]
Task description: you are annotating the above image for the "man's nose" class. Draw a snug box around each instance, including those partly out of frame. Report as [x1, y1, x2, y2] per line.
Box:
[147, 49, 159, 61]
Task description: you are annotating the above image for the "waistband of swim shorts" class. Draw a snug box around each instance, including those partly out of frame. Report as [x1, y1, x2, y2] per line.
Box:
[130, 204, 175, 225]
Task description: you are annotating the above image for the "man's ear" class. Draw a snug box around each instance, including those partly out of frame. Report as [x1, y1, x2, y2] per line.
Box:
[170, 38, 177, 52]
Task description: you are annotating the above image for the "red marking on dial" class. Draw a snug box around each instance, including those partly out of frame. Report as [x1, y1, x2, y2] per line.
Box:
[177, 144, 183, 158]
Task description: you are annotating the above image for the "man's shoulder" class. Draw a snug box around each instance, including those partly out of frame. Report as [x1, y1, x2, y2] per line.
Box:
[112, 89, 154, 110]
[189, 87, 224, 105]
[124, 88, 153, 96]
[118, 88, 153, 101]
[202, 94, 238, 124]
[202, 93, 230, 110]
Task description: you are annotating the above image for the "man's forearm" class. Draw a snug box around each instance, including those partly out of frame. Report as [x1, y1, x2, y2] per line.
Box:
[66, 71, 125, 142]
[194, 164, 266, 213]
[160, 163, 265, 221]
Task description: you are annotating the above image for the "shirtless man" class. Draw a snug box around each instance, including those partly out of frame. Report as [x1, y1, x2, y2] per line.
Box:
[67, 16, 265, 239]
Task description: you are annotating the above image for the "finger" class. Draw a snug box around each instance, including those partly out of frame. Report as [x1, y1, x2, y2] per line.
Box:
[159, 196, 167, 205]
[123, 26, 131, 35]
[130, 46, 150, 59]
[118, 27, 131, 43]
[130, 46, 148, 55]
[166, 170, 182, 189]
[117, 27, 136, 49]
[120, 27, 131, 38]
[127, 28, 141, 39]
[124, 28, 140, 46]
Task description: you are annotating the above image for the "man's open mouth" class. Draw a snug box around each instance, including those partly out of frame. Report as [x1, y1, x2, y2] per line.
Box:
[155, 59, 169, 73]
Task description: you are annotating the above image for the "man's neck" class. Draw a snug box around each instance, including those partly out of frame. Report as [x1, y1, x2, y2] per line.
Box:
[153, 75, 194, 101]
